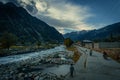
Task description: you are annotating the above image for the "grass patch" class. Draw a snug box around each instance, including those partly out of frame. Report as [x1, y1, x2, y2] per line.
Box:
[67, 46, 80, 63]
[105, 48, 120, 63]
[10, 46, 28, 50]
[93, 48, 120, 63]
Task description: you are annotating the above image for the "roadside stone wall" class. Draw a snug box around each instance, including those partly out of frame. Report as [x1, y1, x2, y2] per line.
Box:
[99, 42, 120, 48]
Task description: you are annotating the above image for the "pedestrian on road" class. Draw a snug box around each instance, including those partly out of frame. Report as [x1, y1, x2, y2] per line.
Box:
[70, 64, 74, 77]
[90, 49, 92, 56]
[103, 51, 108, 60]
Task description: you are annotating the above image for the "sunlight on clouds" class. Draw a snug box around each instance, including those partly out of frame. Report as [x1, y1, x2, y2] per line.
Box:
[18, 0, 95, 34]
[45, 2, 92, 23]
[35, 0, 94, 33]
[20, 0, 30, 4]
[57, 27, 66, 34]
[35, 1, 48, 12]
[77, 24, 94, 30]
[58, 25, 95, 34]
[19, 0, 31, 5]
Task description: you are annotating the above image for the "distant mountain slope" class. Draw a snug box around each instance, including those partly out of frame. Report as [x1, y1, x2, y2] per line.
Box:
[64, 30, 89, 41]
[0, 2, 64, 43]
[64, 22, 120, 41]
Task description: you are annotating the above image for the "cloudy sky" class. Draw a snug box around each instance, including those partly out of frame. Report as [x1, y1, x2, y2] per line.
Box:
[1, 0, 120, 34]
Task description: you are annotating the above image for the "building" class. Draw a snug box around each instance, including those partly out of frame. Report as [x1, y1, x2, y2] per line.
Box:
[81, 40, 94, 48]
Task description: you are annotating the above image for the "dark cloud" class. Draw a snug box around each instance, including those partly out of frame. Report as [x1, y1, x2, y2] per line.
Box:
[38, 15, 75, 28]
[25, 4, 38, 14]
[17, 0, 38, 14]
[0, 0, 38, 14]
[26, 5, 34, 13]
[0, 0, 19, 5]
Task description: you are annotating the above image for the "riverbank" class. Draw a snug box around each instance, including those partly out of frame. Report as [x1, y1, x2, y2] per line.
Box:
[0, 45, 74, 80]
[0, 43, 59, 57]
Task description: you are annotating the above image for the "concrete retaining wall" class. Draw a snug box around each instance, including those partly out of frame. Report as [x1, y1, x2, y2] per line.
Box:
[99, 42, 120, 48]
[80, 42, 120, 49]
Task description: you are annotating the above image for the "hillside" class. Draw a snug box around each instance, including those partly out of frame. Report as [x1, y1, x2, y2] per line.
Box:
[0, 2, 64, 43]
[64, 22, 120, 41]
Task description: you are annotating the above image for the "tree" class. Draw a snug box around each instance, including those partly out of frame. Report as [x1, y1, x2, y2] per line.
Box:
[20, 36, 26, 45]
[0, 32, 18, 50]
[36, 41, 41, 49]
[64, 38, 73, 47]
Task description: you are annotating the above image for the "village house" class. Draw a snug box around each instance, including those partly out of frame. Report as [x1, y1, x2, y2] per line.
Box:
[81, 40, 94, 48]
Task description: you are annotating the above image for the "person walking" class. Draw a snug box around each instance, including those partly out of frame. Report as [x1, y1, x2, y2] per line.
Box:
[103, 51, 108, 59]
[90, 49, 92, 56]
[70, 64, 74, 77]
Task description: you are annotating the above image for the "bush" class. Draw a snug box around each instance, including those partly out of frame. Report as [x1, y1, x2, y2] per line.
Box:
[64, 38, 73, 47]
[0, 32, 18, 50]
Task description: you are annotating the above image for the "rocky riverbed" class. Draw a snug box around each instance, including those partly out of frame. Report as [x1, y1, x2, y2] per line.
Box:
[0, 45, 74, 80]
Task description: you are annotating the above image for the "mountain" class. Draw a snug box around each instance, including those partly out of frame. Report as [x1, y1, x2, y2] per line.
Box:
[64, 22, 120, 41]
[0, 2, 64, 43]
[64, 30, 89, 41]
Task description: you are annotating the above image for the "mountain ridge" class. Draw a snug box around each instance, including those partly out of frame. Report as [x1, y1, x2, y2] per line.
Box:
[0, 2, 64, 43]
[64, 22, 120, 41]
